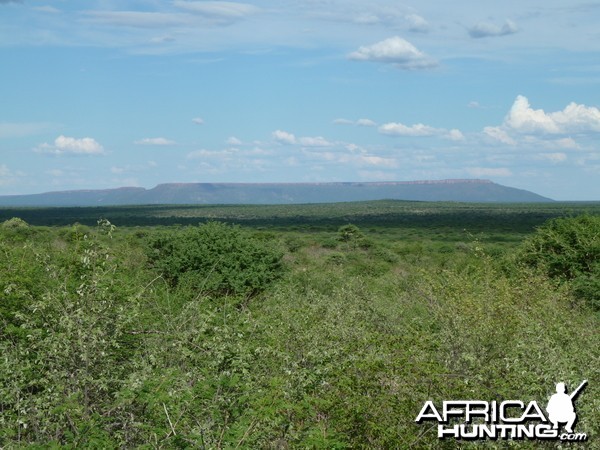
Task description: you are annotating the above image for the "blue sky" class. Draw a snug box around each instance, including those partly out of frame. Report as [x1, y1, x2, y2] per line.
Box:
[1, 1, 600, 200]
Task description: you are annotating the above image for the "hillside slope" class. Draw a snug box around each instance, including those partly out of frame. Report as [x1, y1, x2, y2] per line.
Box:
[0, 179, 553, 206]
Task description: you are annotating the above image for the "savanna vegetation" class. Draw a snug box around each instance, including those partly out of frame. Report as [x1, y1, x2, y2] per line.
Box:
[1, 201, 599, 448]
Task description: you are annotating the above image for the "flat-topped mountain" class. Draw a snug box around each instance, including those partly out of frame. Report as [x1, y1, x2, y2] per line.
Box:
[0, 180, 553, 206]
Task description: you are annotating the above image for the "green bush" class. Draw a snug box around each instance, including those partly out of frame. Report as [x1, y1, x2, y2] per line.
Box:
[1, 217, 29, 229]
[517, 214, 600, 308]
[145, 222, 284, 297]
[337, 224, 363, 243]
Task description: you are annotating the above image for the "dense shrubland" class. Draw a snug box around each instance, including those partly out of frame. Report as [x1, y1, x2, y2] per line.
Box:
[144, 222, 284, 299]
[516, 214, 600, 309]
[0, 213, 598, 448]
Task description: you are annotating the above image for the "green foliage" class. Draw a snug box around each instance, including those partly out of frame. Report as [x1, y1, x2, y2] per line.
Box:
[145, 221, 284, 297]
[0, 217, 36, 241]
[1, 208, 599, 448]
[1, 217, 29, 229]
[0, 225, 143, 447]
[517, 214, 600, 308]
[337, 223, 363, 242]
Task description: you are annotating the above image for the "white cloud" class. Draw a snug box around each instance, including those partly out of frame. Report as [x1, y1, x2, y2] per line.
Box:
[192, 117, 205, 125]
[445, 129, 465, 141]
[378, 122, 439, 136]
[35, 135, 106, 155]
[483, 126, 517, 146]
[356, 118, 377, 127]
[468, 19, 518, 38]
[523, 136, 581, 150]
[468, 101, 481, 109]
[348, 36, 437, 70]
[311, 4, 430, 35]
[187, 148, 235, 159]
[505, 95, 600, 134]
[299, 136, 334, 147]
[538, 152, 568, 163]
[466, 167, 512, 177]
[483, 96, 600, 150]
[134, 137, 176, 146]
[405, 14, 429, 33]
[333, 118, 377, 127]
[554, 138, 580, 149]
[344, 144, 357, 152]
[173, 1, 259, 23]
[333, 118, 354, 125]
[226, 136, 243, 145]
[356, 155, 396, 167]
[272, 130, 335, 147]
[272, 130, 297, 145]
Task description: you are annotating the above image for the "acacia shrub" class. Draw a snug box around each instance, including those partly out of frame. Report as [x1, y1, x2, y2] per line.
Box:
[145, 222, 284, 297]
[0, 223, 143, 446]
[517, 214, 600, 308]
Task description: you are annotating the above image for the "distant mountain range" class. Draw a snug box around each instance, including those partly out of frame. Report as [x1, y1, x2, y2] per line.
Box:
[0, 180, 553, 206]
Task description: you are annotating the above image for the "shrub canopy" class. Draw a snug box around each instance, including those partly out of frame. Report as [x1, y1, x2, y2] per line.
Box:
[145, 221, 284, 297]
[517, 214, 600, 308]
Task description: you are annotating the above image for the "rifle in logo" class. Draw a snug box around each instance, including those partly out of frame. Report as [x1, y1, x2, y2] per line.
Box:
[546, 380, 587, 433]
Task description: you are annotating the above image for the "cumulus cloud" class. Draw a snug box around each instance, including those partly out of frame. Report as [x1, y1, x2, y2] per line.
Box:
[484, 96, 600, 150]
[483, 126, 516, 145]
[405, 14, 429, 33]
[356, 118, 377, 127]
[333, 118, 353, 125]
[445, 129, 465, 141]
[468, 19, 518, 38]
[505, 95, 600, 134]
[272, 130, 297, 145]
[298, 136, 334, 147]
[192, 117, 205, 125]
[226, 136, 243, 145]
[35, 135, 106, 156]
[134, 137, 176, 146]
[348, 36, 437, 70]
[378, 122, 439, 136]
[272, 130, 335, 147]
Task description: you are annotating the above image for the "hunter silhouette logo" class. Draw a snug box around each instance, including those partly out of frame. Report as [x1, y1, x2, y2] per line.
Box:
[415, 380, 589, 442]
[547, 380, 587, 434]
